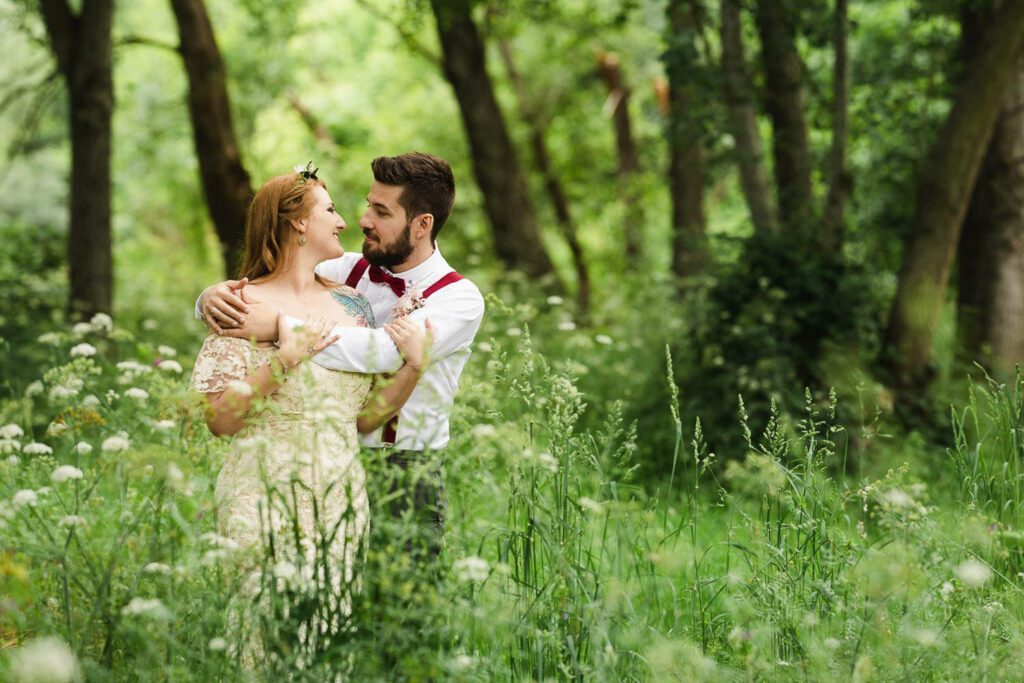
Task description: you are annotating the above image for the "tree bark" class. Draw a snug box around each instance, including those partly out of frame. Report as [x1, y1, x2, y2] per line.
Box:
[821, 0, 850, 254]
[720, 0, 776, 235]
[883, 0, 1024, 387]
[40, 0, 115, 318]
[957, 7, 1024, 377]
[429, 0, 556, 281]
[596, 51, 644, 262]
[754, 0, 815, 234]
[498, 40, 590, 313]
[664, 0, 709, 278]
[170, 0, 254, 277]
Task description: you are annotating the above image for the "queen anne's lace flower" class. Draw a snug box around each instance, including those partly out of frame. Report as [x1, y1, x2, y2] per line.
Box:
[121, 597, 172, 620]
[158, 345, 177, 358]
[955, 559, 992, 588]
[23, 442, 53, 456]
[75, 442, 93, 455]
[72, 322, 93, 337]
[159, 360, 183, 374]
[125, 387, 149, 401]
[208, 637, 228, 651]
[452, 556, 490, 582]
[0, 439, 21, 454]
[70, 343, 97, 358]
[13, 489, 38, 507]
[60, 515, 87, 528]
[51, 465, 84, 483]
[7, 635, 82, 683]
[102, 435, 130, 453]
[90, 312, 113, 333]
[0, 423, 24, 439]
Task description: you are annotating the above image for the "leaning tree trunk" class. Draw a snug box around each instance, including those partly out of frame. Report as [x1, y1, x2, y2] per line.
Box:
[498, 40, 591, 314]
[821, 0, 850, 255]
[956, 7, 1024, 381]
[664, 0, 709, 278]
[597, 51, 644, 263]
[429, 0, 556, 281]
[720, 0, 776, 235]
[754, 0, 815, 235]
[883, 0, 1024, 388]
[170, 0, 254, 277]
[39, 0, 114, 318]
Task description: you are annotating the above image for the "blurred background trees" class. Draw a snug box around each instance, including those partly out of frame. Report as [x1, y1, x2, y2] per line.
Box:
[3, 0, 1024, 464]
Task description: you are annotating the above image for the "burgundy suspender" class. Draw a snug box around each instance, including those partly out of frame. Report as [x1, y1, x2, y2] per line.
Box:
[345, 258, 370, 288]
[381, 269, 463, 446]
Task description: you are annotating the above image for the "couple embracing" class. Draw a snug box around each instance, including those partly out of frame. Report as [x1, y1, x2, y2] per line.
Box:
[188, 152, 484, 656]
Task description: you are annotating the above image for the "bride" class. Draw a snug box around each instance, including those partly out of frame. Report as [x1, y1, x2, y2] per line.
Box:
[188, 165, 426, 666]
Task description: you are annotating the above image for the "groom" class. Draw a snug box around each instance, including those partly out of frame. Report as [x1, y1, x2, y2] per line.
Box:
[198, 151, 485, 553]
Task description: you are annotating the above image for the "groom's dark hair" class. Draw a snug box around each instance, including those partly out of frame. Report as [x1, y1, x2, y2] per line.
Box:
[371, 152, 455, 243]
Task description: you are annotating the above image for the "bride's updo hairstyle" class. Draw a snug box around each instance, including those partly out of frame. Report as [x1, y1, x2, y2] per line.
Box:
[238, 172, 326, 281]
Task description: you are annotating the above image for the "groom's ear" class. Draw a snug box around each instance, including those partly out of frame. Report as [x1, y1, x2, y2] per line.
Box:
[414, 214, 434, 240]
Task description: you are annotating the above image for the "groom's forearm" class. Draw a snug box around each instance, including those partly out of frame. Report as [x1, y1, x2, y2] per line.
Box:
[281, 316, 403, 374]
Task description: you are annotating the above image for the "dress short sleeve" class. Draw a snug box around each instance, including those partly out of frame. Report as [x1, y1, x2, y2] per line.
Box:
[188, 335, 254, 394]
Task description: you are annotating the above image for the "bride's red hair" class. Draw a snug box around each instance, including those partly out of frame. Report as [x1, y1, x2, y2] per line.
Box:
[237, 173, 326, 281]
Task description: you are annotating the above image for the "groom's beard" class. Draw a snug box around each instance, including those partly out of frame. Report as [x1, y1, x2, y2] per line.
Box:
[363, 222, 414, 268]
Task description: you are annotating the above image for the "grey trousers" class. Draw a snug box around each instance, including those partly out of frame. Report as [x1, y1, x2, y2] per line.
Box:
[382, 449, 446, 558]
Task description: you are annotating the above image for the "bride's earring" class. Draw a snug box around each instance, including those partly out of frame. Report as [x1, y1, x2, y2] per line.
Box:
[298, 234, 307, 246]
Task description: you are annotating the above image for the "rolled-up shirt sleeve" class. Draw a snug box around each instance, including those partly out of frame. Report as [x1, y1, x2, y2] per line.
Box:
[286, 280, 485, 374]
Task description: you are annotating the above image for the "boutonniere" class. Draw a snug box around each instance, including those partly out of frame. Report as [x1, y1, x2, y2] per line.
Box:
[392, 287, 425, 319]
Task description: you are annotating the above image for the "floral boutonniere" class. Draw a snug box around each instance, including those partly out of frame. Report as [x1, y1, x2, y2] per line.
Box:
[392, 287, 425, 319]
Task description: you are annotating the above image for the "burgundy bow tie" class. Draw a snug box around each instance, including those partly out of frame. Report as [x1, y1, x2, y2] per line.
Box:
[368, 264, 407, 297]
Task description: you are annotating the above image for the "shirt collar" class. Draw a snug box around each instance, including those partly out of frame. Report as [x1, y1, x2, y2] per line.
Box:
[390, 246, 449, 283]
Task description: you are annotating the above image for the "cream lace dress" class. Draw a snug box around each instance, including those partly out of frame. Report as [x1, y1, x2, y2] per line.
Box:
[189, 317, 373, 667]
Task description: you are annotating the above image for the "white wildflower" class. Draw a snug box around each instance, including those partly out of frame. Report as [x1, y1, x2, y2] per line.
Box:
[82, 395, 100, 407]
[101, 434, 130, 453]
[7, 635, 82, 683]
[143, 562, 171, 575]
[154, 419, 175, 431]
[0, 439, 21, 454]
[557, 321, 577, 331]
[546, 295, 564, 305]
[158, 360, 183, 374]
[13, 490, 38, 507]
[69, 343, 97, 358]
[105, 390, 119, 402]
[471, 424, 496, 438]
[71, 322, 93, 338]
[36, 487, 50, 496]
[227, 380, 253, 396]
[51, 466, 84, 484]
[955, 559, 992, 588]
[116, 360, 152, 374]
[157, 345, 177, 358]
[38, 332, 62, 345]
[142, 318, 158, 331]
[121, 597, 172, 620]
[59, 515, 87, 528]
[208, 637, 228, 652]
[74, 442, 93, 455]
[89, 312, 113, 333]
[506, 327, 522, 337]
[49, 384, 79, 400]
[7, 456, 21, 466]
[0, 424, 24, 439]
[595, 334, 614, 345]
[46, 421, 68, 437]
[23, 442, 53, 456]
[452, 556, 490, 582]
[879, 488, 914, 509]
[124, 387, 149, 401]
[25, 381, 44, 397]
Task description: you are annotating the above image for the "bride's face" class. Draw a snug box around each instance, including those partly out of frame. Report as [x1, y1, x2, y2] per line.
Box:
[300, 186, 346, 260]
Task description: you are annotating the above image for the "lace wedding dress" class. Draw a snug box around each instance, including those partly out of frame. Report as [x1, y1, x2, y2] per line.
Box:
[189, 328, 373, 668]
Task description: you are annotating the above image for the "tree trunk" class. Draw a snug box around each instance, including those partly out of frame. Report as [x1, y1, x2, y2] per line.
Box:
[957, 7, 1024, 377]
[664, 0, 709, 278]
[40, 0, 115, 318]
[754, 0, 815, 234]
[596, 51, 644, 262]
[170, 0, 254, 277]
[821, 0, 850, 254]
[429, 0, 556, 281]
[720, 0, 776, 235]
[883, 0, 1024, 387]
[498, 40, 591, 313]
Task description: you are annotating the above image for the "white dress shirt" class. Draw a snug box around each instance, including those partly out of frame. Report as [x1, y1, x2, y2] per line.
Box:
[308, 248, 484, 451]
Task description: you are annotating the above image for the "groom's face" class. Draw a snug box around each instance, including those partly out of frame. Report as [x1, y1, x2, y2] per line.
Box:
[360, 182, 416, 268]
